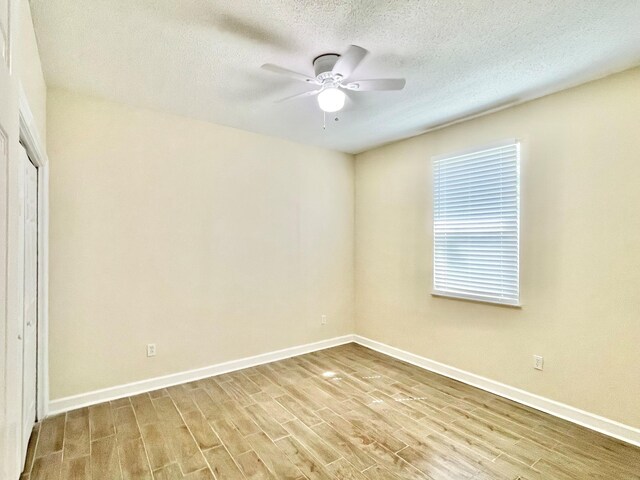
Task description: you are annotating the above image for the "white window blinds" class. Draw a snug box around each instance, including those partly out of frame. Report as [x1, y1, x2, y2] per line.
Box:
[433, 141, 520, 306]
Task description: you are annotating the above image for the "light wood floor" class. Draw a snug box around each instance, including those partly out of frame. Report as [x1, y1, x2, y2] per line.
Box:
[21, 343, 640, 479]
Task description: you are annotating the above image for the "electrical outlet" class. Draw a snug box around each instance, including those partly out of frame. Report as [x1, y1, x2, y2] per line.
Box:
[321, 315, 327, 325]
[533, 355, 544, 371]
[147, 344, 156, 357]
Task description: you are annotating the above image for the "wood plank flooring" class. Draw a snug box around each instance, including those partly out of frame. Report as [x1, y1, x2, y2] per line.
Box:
[21, 343, 640, 479]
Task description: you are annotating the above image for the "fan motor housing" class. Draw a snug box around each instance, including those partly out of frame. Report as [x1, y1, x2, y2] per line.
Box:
[313, 54, 340, 78]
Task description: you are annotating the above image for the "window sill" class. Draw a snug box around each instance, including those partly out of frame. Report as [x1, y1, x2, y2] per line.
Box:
[431, 292, 522, 309]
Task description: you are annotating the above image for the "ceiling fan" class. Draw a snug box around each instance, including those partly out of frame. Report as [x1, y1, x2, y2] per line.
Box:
[261, 45, 406, 113]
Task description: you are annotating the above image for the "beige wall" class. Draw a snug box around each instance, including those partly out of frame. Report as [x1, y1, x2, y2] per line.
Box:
[355, 67, 640, 428]
[18, 0, 46, 141]
[47, 65, 640, 428]
[47, 89, 354, 400]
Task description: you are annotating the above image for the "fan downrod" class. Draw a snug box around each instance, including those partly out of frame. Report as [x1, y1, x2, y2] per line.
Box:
[313, 53, 341, 81]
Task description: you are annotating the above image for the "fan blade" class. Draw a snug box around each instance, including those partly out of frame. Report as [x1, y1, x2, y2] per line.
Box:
[275, 89, 321, 103]
[343, 78, 406, 91]
[261, 64, 318, 84]
[332, 45, 368, 80]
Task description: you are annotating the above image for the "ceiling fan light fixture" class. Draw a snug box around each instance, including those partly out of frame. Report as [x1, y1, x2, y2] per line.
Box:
[317, 87, 345, 112]
[262, 45, 406, 113]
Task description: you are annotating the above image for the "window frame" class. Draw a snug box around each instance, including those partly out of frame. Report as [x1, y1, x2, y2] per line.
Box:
[431, 139, 521, 307]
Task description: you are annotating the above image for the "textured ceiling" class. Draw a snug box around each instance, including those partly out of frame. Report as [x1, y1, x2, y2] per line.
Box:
[31, 0, 640, 154]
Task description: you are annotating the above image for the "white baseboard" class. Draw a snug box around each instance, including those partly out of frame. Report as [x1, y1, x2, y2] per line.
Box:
[353, 335, 640, 447]
[48, 334, 356, 415]
[48, 332, 640, 447]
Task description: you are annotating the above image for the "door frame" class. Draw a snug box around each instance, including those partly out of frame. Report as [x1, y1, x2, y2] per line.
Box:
[18, 83, 49, 421]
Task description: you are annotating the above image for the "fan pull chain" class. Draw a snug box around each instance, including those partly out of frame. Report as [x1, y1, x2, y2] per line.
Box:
[323, 110, 326, 130]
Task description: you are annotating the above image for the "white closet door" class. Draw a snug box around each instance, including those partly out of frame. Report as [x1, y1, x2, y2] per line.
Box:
[21, 144, 38, 460]
[1, 0, 22, 477]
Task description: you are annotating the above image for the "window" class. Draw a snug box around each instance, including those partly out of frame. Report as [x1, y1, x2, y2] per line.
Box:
[433, 141, 520, 306]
